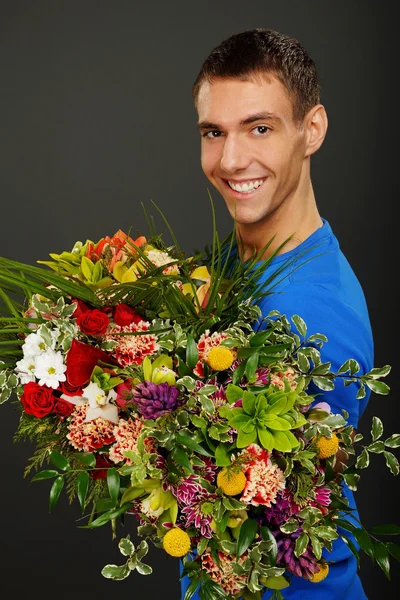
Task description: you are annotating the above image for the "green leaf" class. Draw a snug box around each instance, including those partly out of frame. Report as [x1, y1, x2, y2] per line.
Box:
[199, 395, 215, 414]
[76, 452, 96, 468]
[242, 391, 256, 415]
[365, 380, 390, 395]
[297, 350, 310, 373]
[385, 434, 400, 449]
[76, 471, 89, 512]
[81, 256, 95, 280]
[49, 476, 64, 512]
[367, 365, 391, 378]
[313, 526, 338, 541]
[172, 446, 193, 471]
[236, 518, 258, 557]
[183, 579, 200, 600]
[342, 472, 360, 491]
[237, 428, 257, 448]
[356, 384, 366, 400]
[135, 562, 153, 575]
[387, 542, 400, 562]
[340, 535, 360, 568]
[31, 469, 59, 482]
[355, 448, 370, 469]
[369, 524, 400, 536]
[107, 467, 121, 506]
[226, 384, 244, 403]
[270, 430, 292, 452]
[175, 432, 213, 457]
[186, 335, 199, 370]
[309, 534, 322, 560]
[232, 361, 246, 386]
[292, 315, 307, 337]
[215, 443, 231, 467]
[119, 537, 135, 556]
[373, 540, 391, 580]
[245, 353, 259, 382]
[383, 451, 400, 475]
[368, 441, 385, 453]
[79, 502, 132, 529]
[262, 575, 289, 591]
[312, 376, 335, 391]
[250, 330, 273, 347]
[197, 537, 208, 556]
[279, 519, 298, 534]
[371, 416, 384, 442]
[49, 450, 70, 471]
[257, 428, 274, 450]
[353, 528, 375, 559]
[294, 532, 309, 558]
[101, 563, 130, 580]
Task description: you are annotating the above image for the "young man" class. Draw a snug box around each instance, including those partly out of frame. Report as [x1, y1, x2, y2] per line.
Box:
[181, 29, 373, 599]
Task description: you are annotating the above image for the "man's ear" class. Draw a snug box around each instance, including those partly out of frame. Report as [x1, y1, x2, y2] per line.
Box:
[304, 104, 328, 157]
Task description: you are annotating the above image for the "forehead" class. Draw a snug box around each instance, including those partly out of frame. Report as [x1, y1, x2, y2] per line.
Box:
[196, 75, 294, 128]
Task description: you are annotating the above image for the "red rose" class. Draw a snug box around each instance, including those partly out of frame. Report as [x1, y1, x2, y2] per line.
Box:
[66, 339, 117, 387]
[90, 454, 113, 480]
[72, 298, 90, 318]
[58, 380, 84, 397]
[114, 304, 143, 327]
[77, 309, 110, 336]
[53, 398, 75, 417]
[21, 382, 55, 418]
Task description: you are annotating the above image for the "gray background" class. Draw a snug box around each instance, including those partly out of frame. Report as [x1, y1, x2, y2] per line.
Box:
[0, 1, 398, 598]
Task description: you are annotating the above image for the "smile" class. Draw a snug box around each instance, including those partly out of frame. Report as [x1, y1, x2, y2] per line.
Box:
[223, 178, 267, 195]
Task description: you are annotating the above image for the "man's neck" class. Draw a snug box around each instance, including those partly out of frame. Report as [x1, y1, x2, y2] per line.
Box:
[236, 188, 322, 261]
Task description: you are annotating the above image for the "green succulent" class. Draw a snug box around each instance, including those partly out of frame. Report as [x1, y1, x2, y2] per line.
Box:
[220, 384, 306, 452]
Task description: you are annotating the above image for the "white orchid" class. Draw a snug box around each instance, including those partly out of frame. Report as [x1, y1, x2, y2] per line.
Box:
[61, 381, 118, 424]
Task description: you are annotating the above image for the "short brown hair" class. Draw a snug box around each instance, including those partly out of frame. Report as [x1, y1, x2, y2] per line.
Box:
[192, 28, 321, 126]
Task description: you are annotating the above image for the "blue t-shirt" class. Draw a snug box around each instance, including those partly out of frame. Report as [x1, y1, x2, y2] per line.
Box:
[180, 219, 372, 599]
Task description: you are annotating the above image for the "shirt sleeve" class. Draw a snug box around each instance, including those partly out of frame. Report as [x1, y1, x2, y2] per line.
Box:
[257, 283, 374, 428]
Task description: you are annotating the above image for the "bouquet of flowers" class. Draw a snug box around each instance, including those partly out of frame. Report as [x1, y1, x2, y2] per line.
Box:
[0, 209, 398, 600]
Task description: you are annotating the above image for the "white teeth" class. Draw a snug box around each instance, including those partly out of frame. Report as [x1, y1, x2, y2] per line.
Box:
[228, 179, 264, 193]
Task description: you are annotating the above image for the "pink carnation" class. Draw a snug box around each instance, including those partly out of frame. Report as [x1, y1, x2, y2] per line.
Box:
[240, 443, 286, 507]
[67, 405, 116, 452]
[109, 417, 155, 464]
[201, 550, 248, 596]
[104, 321, 159, 367]
[270, 366, 297, 390]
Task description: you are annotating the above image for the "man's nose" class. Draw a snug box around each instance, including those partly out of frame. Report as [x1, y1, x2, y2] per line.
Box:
[219, 135, 250, 173]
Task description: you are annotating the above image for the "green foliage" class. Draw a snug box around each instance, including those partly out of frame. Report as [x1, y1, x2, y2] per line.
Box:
[222, 385, 304, 452]
[102, 538, 152, 581]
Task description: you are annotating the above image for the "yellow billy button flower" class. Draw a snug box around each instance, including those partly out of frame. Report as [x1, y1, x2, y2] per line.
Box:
[217, 468, 246, 496]
[310, 562, 329, 583]
[315, 433, 339, 459]
[163, 528, 191, 557]
[207, 346, 234, 371]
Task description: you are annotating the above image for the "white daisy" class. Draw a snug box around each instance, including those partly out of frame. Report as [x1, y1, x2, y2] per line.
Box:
[22, 332, 47, 357]
[15, 356, 37, 384]
[34, 349, 67, 389]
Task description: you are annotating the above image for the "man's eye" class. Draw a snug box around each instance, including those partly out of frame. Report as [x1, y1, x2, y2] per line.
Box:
[252, 125, 270, 136]
[203, 130, 222, 139]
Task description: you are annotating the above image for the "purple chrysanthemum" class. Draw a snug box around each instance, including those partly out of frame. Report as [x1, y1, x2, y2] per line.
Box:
[132, 381, 183, 419]
[274, 529, 319, 580]
[181, 488, 217, 538]
[264, 490, 299, 528]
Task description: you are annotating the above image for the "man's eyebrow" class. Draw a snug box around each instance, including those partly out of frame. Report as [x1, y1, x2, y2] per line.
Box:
[197, 112, 282, 130]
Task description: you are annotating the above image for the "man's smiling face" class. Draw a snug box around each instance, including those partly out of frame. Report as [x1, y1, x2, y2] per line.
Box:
[196, 74, 309, 226]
